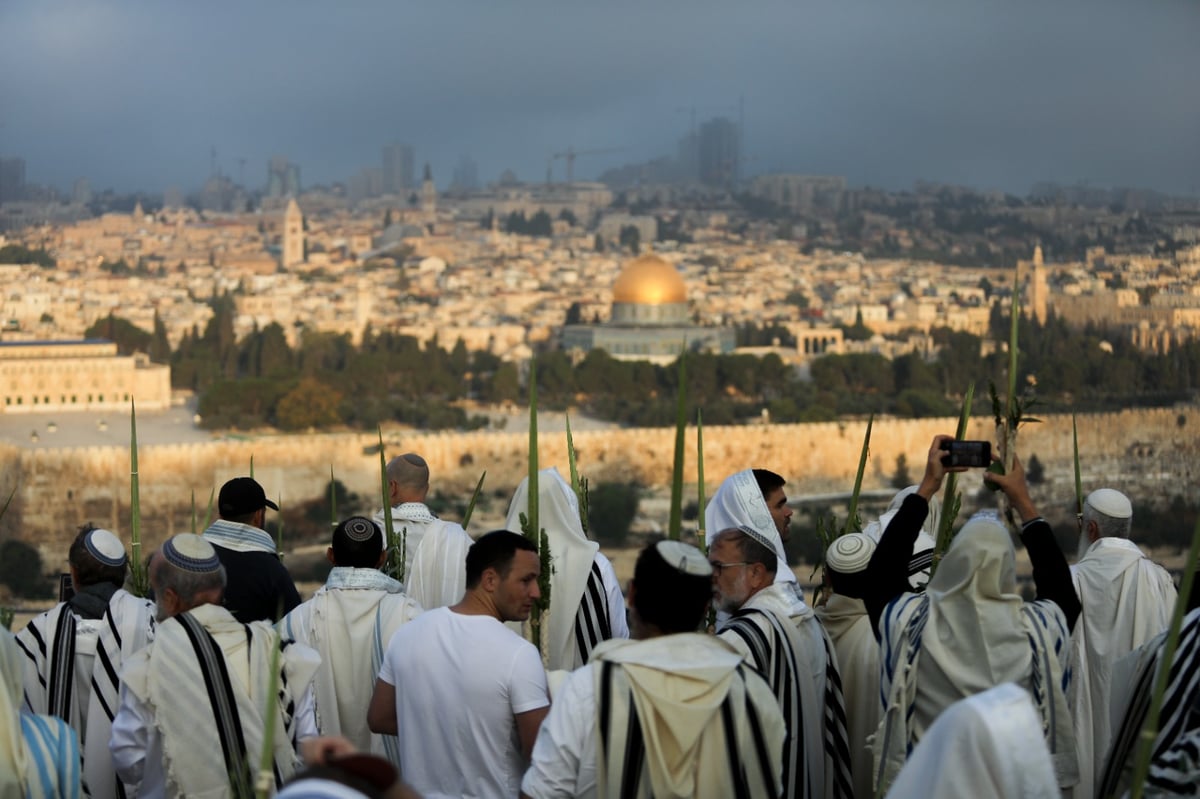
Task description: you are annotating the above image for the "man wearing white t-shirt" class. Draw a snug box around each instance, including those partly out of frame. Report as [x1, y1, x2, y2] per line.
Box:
[369, 530, 550, 799]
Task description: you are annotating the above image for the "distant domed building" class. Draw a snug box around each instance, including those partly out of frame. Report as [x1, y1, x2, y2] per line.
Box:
[561, 253, 735, 361]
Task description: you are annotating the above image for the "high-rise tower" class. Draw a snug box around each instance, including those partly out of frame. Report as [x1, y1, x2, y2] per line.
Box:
[283, 199, 305, 268]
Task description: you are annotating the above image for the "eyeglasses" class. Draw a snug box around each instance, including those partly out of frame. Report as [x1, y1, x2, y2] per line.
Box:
[709, 560, 751, 576]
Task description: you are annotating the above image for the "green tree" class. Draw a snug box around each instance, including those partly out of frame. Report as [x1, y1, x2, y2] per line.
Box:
[0, 540, 48, 598]
[149, 311, 171, 363]
[85, 313, 153, 355]
[275, 378, 343, 430]
[619, 225, 641, 254]
[587, 483, 640, 547]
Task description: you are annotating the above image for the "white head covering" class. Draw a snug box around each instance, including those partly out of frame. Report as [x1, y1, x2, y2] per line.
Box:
[923, 512, 1027, 696]
[276, 779, 372, 798]
[885, 683, 1058, 799]
[505, 467, 599, 671]
[826, 532, 875, 574]
[1085, 488, 1132, 520]
[84, 528, 127, 567]
[705, 470, 795, 585]
[864, 485, 940, 590]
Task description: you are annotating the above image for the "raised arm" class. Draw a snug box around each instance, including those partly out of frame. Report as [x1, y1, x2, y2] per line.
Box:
[984, 453, 1081, 630]
[865, 435, 959, 633]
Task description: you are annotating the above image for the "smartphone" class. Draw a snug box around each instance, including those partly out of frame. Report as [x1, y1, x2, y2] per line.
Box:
[940, 439, 992, 468]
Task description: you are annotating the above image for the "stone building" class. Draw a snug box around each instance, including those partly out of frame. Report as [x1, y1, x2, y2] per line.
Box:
[0, 340, 170, 414]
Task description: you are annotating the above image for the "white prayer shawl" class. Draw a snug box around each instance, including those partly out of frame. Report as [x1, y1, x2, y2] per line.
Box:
[121, 604, 319, 798]
[874, 517, 1077, 794]
[373, 502, 472, 610]
[705, 469, 796, 586]
[1068, 536, 1176, 799]
[591, 635, 785, 799]
[16, 589, 154, 799]
[719, 582, 853, 799]
[885, 683, 1059, 799]
[507, 468, 624, 671]
[3, 628, 81, 799]
[816, 595, 880, 799]
[279, 567, 422, 760]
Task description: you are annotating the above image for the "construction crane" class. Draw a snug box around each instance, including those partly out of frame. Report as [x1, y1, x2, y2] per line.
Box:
[547, 146, 623, 185]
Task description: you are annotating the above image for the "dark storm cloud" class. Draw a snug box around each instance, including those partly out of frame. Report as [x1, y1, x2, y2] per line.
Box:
[1, 0, 1197, 195]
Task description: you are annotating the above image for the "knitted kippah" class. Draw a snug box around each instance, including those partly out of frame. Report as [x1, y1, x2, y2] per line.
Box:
[162, 534, 221, 573]
[338, 516, 380, 542]
[826, 532, 875, 574]
[655, 539, 713, 577]
[84, 528, 127, 567]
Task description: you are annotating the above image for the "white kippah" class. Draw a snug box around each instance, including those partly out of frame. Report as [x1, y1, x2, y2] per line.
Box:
[655, 539, 713, 577]
[162, 534, 221, 573]
[826, 533, 875, 574]
[1087, 488, 1132, 519]
[84, 528, 127, 567]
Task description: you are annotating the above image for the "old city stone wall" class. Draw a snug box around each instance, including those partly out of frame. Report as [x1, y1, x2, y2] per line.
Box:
[2, 406, 1196, 560]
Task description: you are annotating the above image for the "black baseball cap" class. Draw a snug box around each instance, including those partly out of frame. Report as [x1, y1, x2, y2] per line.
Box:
[218, 477, 279, 518]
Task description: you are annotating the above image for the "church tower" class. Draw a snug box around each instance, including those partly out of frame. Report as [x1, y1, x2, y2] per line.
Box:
[421, 163, 437, 219]
[283, 198, 305, 268]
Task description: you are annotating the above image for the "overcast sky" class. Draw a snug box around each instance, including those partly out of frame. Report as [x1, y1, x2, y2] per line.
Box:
[2, 0, 1197, 196]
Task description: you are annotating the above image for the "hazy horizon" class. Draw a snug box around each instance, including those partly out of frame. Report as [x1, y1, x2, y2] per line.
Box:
[2, 0, 1197, 197]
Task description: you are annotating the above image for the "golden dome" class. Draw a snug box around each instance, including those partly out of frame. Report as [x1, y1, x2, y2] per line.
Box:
[611, 254, 687, 305]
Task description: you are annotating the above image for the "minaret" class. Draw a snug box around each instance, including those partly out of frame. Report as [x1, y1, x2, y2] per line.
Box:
[421, 163, 437, 219]
[1030, 244, 1048, 325]
[283, 198, 305, 268]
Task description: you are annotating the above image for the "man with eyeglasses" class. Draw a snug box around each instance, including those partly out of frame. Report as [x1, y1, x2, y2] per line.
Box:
[711, 524, 853, 799]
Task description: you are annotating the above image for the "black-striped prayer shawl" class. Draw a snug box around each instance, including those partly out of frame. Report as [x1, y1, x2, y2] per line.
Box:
[722, 607, 853, 799]
[15, 590, 155, 799]
[1099, 607, 1200, 797]
[124, 604, 314, 797]
[574, 560, 613, 666]
[595, 659, 778, 799]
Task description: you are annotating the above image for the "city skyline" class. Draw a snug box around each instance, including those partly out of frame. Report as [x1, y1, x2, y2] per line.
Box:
[1, 0, 1197, 197]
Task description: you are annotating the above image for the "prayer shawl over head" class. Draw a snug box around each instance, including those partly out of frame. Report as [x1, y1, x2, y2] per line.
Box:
[863, 486, 940, 591]
[16, 588, 154, 799]
[373, 502, 472, 610]
[885, 683, 1059, 799]
[816, 594, 879, 799]
[506, 467, 619, 671]
[720, 582, 853, 799]
[1099, 607, 1200, 798]
[279, 567, 422, 760]
[1069, 536, 1176, 799]
[705, 470, 795, 586]
[874, 514, 1077, 794]
[591, 635, 785, 799]
[2, 628, 81, 799]
[121, 603, 319, 798]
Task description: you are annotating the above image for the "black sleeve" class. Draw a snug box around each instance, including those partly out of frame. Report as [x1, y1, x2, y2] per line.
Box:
[864, 493, 929, 636]
[1019, 517, 1081, 631]
[274, 562, 302, 621]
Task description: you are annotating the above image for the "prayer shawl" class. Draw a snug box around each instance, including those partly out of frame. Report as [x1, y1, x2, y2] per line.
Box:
[816, 594, 879, 799]
[373, 503, 472, 610]
[1069, 536, 1176, 799]
[591, 635, 785, 799]
[2, 629, 81, 799]
[279, 567, 422, 760]
[16, 589, 154, 799]
[507, 468, 622, 671]
[863, 486, 940, 592]
[706, 469, 796, 586]
[121, 603, 319, 798]
[1099, 608, 1200, 798]
[203, 518, 278, 554]
[719, 582, 853, 799]
[874, 516, 1077, 795]
[885, 683, 1059, 799]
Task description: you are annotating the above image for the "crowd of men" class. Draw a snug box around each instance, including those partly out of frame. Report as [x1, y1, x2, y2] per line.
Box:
[1, 439, 1197, 798]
